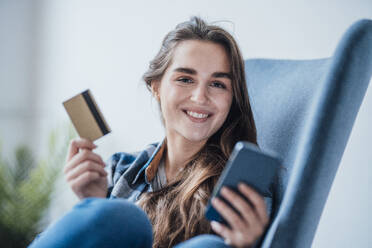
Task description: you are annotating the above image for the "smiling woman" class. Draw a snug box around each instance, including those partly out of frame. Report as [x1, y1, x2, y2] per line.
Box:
[138, 17, 267, 247]
[28, 16, 269, 248]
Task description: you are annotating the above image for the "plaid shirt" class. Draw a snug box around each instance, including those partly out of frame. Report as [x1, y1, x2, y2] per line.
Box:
[106, 139, 167, 201]
[105, 138, 273, 219]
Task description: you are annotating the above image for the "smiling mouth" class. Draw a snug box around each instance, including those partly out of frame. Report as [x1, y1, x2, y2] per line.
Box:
[182, 109, 212, 122]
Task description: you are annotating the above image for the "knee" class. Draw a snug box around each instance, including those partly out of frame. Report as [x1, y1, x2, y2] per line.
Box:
[82, 197, 152, 234]
[29, 198, 152, 248]
[76, 197, 153, 246]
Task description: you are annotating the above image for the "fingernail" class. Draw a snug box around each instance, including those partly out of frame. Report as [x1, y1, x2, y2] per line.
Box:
[221, 187, 228, 194]
[239, 182, 248, 189]
[224, 238, 231, 245]
[211, 221, 221, 232]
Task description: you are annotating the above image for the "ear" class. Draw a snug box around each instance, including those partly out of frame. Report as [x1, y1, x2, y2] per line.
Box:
[151, 81, 160, 101]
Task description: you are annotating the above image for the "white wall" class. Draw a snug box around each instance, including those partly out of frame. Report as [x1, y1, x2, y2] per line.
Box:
[0, 1, 41, 159]
[1, 0, 371, 247]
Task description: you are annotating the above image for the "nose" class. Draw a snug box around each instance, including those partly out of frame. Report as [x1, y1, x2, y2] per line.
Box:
[190, 84, 209, 104]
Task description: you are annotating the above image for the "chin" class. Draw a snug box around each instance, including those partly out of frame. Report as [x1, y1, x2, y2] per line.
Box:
[182, 131, 211, 143]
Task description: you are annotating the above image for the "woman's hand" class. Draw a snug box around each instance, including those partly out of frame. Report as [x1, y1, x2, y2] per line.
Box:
[63, 138, 108, 200]
[210, 183, 269, 248]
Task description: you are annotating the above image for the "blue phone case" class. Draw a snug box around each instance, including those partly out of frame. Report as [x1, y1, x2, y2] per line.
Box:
[205, 141, 281, 224]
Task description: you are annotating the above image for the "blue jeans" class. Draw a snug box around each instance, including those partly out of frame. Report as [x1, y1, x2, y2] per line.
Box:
[28, 197, 230, 248]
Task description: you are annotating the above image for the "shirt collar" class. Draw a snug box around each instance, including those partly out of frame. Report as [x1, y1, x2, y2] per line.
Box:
[132, 138, 166, 185]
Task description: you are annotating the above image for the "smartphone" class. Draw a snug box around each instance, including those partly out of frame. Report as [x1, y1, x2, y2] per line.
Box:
[204, 141, 281, 224]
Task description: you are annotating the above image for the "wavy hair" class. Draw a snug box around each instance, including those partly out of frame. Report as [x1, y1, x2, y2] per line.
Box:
[138, 16, 258, 248]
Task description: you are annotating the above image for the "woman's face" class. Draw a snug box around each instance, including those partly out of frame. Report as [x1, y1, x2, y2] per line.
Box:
[154, 40, 233, 144]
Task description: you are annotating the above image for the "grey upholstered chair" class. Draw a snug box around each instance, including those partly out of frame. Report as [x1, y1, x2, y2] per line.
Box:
[245, 19, 372, 248]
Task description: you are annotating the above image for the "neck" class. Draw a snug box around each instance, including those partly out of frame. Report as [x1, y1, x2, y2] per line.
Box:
[164, 133, 207, 183]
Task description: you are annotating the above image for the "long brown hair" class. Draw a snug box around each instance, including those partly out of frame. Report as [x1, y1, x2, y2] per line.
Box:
[139, 16, 257, 248]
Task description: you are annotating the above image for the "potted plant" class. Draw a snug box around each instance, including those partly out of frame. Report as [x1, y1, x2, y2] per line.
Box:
[0, 124, 76, 248]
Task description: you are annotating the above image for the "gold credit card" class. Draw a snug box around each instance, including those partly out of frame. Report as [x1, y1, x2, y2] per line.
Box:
[63, 89, 111, 141]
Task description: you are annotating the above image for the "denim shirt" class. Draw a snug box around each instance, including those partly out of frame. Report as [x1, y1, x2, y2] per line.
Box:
[106, 139, 167, 201]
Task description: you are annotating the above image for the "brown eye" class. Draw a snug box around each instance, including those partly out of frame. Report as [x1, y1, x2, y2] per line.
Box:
[211, 81, 226, 89]
[177, 78, 193, 84]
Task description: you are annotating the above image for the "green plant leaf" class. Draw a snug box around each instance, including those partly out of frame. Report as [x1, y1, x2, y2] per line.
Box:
[0, 122, 77, 246]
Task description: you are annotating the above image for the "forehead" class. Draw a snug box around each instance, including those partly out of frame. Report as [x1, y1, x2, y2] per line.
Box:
[168, 40, 230, 73]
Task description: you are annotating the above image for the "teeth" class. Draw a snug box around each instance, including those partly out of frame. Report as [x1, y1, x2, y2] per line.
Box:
[186, 111, 209, 119]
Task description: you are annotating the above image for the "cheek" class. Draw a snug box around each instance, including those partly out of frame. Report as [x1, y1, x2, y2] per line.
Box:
[217, 95, 233, 119]
[159, 87, 183, 118]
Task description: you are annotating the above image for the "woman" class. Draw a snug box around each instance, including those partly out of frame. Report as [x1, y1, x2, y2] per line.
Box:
[29, 16, 271, 248]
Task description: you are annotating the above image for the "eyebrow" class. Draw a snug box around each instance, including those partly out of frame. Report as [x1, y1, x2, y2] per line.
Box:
[173, 67, 232, 79]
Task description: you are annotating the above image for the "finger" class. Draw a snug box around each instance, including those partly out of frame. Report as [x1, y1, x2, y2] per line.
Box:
[67, 138, 97, 162]
[211, 197, 246, 231]
[66, 160, 107, 182]
[220, 186, 258, 227]
[69, 171, 100, 192]
[238, 183, 269, 225]
[64, 149, 105, 174]
[210, 221, 234, 241]
[212, 220, 258, 248]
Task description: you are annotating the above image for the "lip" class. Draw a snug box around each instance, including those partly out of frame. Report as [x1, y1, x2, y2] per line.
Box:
[182, 108, 213, 116]
[182, 109, 213, 123]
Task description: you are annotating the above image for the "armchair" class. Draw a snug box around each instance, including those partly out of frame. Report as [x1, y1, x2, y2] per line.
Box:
[245, 19, 372, 248]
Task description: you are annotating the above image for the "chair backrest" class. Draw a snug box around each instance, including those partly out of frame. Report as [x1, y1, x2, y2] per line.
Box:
[245, 19, 372, 248]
